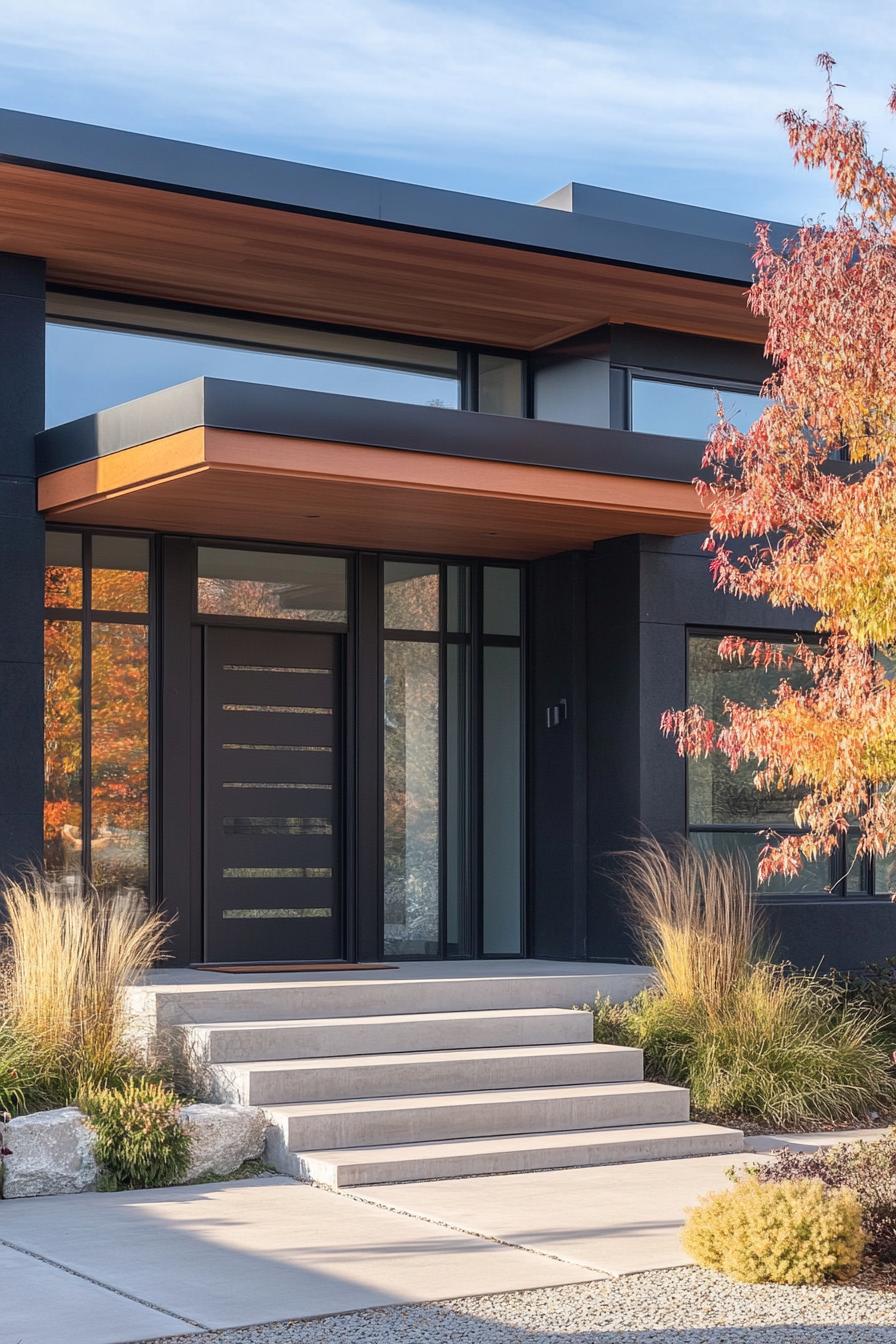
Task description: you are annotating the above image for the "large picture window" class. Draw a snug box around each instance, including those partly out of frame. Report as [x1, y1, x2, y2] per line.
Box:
[687, 633, 875, 897]
[45, 299, 462, 427]
[44, 530, 151, 904]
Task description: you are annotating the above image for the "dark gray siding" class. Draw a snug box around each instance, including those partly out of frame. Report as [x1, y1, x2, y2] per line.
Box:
[0, 253, 45, 880]
[529, 532, 896, 971]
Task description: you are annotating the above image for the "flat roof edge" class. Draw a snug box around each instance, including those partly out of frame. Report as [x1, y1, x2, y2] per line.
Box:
[0, 108, 775, 284]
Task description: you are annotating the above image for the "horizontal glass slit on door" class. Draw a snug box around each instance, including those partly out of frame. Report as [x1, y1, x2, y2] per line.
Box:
[223, 907, 332, 919]
[222, 866, 333, 878]
[223, 664, 331, 675]
[222, 704, 333, 714]
[223, 781, 333, 790]
[223, 817, 332, 836]
[223, 743, 332, 752]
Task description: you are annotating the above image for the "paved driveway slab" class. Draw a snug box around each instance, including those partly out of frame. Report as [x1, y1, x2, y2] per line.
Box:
[0, 1239, 198, 1344]
[362, 1151, 756, 1274]
[0, 1176, 597, 1332]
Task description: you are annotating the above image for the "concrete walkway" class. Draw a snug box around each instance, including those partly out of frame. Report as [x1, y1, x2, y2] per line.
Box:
[3, 1139, 876, 1344]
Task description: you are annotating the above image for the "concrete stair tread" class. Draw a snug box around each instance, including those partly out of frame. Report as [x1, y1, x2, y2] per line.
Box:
[287, 1121, 745, 1186]
[266, 1079, 685, 1123]
[217, 1042, 636, 1074]
[192, 1006, 587, 1032]
[300, 1121, 742, 1163]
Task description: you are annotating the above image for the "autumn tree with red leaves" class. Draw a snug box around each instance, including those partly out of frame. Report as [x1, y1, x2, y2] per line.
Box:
[663, 55, 896, 889]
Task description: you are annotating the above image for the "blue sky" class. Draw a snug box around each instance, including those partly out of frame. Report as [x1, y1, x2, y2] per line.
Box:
[1, 1, 894, 224]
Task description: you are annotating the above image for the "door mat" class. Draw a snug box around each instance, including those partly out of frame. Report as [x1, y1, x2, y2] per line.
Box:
[191, 962, 399, 974]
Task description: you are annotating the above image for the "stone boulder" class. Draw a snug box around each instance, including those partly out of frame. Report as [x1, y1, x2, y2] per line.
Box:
[2, 1107, 98, 1198]
[179, 1103, 267, 1182]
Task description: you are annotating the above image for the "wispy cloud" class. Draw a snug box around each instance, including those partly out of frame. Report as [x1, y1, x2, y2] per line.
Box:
[0, 0, 894, 218]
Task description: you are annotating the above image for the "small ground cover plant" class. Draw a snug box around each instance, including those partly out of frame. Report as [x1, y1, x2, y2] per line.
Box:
[79, 1076, 191, 1191]
[592, 839, 896, 1129]
[683, 1175, 865, 1284]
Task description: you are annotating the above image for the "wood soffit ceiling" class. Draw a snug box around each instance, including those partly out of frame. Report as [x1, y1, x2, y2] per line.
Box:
[38, 427, 706, 560]
[0, 162, 762, 350]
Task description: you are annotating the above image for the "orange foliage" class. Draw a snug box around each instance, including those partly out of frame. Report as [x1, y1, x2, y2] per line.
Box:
[663, 57, 896, 886]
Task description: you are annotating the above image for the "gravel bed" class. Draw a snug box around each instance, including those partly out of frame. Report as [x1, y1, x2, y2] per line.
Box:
[150, 1265, 896, 1342]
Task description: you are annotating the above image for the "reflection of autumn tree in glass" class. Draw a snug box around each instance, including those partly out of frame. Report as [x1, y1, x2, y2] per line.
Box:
[383, 568, 443, 953]
[383, 642, 439, 952]
[44, 560, 150, 897]
[44, 617, 82, 878]
[199, 578, 292, 618]
[45, 560, 81, 608]
[91, 622, 149, 894]
[198, 578, 342, 622]
[92, 563, 148, 613]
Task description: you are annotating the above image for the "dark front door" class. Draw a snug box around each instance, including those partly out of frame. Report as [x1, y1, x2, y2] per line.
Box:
[203, 626, 342, 962]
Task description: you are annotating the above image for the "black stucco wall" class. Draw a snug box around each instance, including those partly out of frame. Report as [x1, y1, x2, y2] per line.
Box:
[529, 531, 896, 972]
[0, 254, 45, 880]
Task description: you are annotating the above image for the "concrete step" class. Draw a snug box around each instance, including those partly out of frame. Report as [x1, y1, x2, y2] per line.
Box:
[265, 1080, 690, 1151]
[130, 962, 653, 1029]
[189, 1006, 596, 1063]
[273, 1122, 745, 1187]
[211, 1041, 645, 1105]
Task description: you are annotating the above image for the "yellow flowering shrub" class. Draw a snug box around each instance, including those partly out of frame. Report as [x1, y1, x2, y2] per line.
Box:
[682, 1176, 865, 1285]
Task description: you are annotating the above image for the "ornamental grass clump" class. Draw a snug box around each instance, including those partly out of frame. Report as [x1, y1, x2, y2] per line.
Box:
[0, 872, 170, 1112]
[79, 1077, 191, 1191]
[618, 836, 760, 1014]
[683, 1175, 865, 1284]
[593, 839, 896, 1127]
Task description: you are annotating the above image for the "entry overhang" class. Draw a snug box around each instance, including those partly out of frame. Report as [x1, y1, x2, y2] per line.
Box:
[37, 379, 707, 559]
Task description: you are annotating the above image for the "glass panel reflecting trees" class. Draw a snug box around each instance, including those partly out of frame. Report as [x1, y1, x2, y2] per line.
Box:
[686, 633, 872, 897]
[198, 548, 347, 622]
[44, 530, 151, 905]
[91, 623, 150, 897]
[383, 562, 439, 631]
[44, 619, 82, 887]
[383, 640, 440, 956]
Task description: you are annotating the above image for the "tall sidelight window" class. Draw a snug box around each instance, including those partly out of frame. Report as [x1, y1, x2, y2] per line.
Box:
[382, 560, 523, 958]
[687, 632, 880, 897]
[383, 562, 451, 957]
[44, 531, 151, 904]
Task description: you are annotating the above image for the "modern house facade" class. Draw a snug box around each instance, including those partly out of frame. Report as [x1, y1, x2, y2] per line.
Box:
[1, 109, 893, 972]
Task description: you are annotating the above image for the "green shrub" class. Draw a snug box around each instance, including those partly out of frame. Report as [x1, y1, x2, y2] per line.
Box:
[752, 1136, 896, 1261]
[79, 1077, 191, 1191]
[682, 1175, 865, 1284]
